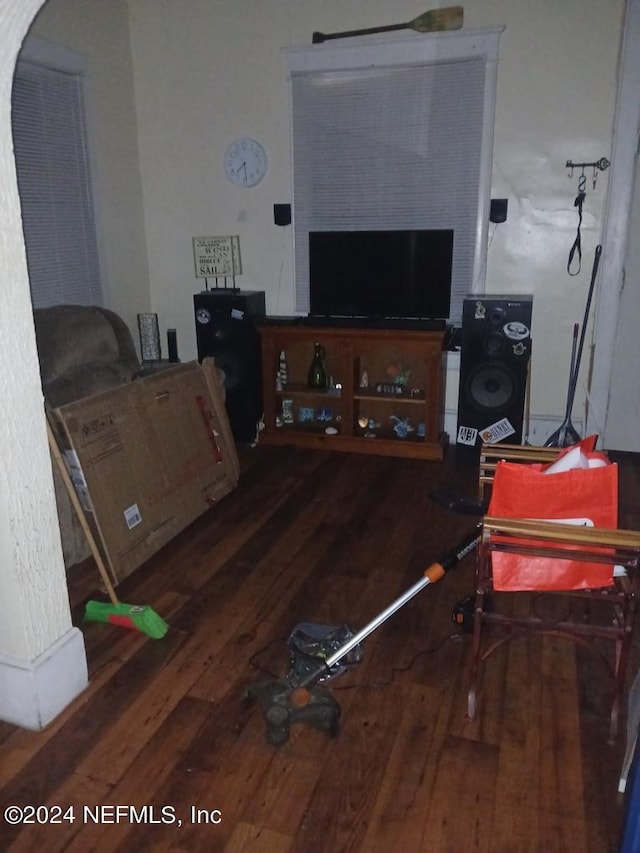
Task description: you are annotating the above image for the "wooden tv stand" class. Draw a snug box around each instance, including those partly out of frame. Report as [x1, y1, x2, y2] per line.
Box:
[258, 323, 448, 460]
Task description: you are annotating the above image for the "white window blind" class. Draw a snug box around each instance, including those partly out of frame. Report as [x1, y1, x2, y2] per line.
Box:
[286, 25, 504, 326]
[11, 60, 102, 308]
[291, 58, 485, 325]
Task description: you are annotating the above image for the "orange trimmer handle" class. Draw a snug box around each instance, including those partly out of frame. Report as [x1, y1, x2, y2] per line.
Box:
[424, 562, 446, 583]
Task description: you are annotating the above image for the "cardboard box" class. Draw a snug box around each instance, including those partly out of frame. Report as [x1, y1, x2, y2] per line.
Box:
[51, 358, 238, 584]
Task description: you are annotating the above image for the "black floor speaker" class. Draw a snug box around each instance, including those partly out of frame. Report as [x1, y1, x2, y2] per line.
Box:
[456, 295, 533, 456]
[194, 290, 266, 443]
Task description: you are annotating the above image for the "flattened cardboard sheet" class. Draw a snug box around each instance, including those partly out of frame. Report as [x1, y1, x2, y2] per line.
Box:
[53, 359, 238, 583]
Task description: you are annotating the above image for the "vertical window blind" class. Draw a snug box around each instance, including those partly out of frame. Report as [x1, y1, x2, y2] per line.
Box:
[291, 58, 486, 325]
[11, 61, 102, 308]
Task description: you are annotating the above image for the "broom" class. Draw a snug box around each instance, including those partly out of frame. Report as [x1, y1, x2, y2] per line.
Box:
[46, 419, 168, 639]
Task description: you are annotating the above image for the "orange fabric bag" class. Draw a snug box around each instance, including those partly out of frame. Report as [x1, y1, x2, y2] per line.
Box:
[487, 437, 618, 591]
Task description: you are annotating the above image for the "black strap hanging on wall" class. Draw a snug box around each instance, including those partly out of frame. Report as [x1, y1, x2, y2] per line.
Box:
[567, 177, 586, 275]
[566, 157, 610, 276]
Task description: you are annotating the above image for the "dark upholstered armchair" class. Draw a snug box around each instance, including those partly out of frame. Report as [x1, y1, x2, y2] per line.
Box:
[33, 304, 140, 409]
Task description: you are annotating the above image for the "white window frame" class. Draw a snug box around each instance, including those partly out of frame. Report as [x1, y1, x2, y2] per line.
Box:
[283, 28, 503, 324]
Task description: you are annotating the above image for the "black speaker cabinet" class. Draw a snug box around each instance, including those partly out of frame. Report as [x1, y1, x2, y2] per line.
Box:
[456, 295, 533, 456]
[194, 290, 266, 443]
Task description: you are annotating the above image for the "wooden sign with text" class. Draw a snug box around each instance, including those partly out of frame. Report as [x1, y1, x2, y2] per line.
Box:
[193, 236, 242, 279]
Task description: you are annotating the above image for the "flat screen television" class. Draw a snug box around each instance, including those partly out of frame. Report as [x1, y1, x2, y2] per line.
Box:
[309, 229, 454, 322]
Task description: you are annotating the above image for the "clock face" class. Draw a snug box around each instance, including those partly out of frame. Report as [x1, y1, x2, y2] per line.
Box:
[223, 137, 268, 187]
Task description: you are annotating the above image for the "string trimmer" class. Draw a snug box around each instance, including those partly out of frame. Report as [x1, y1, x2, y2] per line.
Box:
[247, 528, 480, 745]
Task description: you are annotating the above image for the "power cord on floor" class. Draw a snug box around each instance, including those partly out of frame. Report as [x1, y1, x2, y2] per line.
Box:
[247, 630, 465, 689]
[332, 632, 463, 691]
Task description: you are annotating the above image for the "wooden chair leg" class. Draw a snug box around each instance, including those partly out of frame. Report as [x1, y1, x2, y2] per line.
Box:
[468, 588, 634, 742]
[609, 601, 636, 743]
[467, 590, 486, 720]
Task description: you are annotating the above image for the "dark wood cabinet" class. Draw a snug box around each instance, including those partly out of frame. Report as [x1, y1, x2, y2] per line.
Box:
[259, 324, 448, 460]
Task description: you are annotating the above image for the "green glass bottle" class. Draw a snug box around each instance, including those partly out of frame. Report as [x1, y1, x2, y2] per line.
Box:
[307, 342, 327, 389]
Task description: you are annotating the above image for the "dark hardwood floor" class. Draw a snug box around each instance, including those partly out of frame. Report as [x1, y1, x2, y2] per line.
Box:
[1, 444, 639, 852]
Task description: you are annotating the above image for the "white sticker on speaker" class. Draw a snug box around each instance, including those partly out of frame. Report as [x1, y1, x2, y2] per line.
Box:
[457, 425, 479, 446]
[503, 321, 530, 341]
[231, 308, 245, 320]
[480, 418, 516, 444]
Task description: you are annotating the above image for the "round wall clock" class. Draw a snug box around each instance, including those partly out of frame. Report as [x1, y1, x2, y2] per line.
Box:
[223, 137, 268, 187]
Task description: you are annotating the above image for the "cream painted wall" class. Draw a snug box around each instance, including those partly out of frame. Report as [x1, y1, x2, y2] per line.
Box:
[22, 1, 625, 433]
[125, 0, 624, 437]
[28, 0, 151, 345]
[483, 0, 623, 441]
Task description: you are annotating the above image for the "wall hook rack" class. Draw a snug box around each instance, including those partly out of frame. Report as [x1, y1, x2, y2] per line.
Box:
[566, 157, 611, 189]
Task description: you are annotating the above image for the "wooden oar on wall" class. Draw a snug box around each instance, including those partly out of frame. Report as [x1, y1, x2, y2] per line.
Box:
[312, 6, 464, 44]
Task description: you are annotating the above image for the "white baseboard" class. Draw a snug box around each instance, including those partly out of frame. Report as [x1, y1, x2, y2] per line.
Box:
[0, 627, 88, 730]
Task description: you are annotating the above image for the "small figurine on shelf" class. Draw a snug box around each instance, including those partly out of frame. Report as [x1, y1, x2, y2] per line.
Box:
[282, 399, 294, 424]
[327, 375, 338, 395]
[278, 349, 289, 387]
[390, 415, 414, 439]
[316, 407, 333, 422]
[364, 417, 379, 439]
[359, 370, 369, 389]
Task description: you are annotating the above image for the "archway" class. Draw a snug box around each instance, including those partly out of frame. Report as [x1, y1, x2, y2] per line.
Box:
[0, 0, 88, 730]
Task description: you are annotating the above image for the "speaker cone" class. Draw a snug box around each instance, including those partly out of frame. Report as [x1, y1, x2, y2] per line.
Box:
[488, 306, 506, 325]
[484, 332, 506, 357]
[466, 363, 516, 411]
